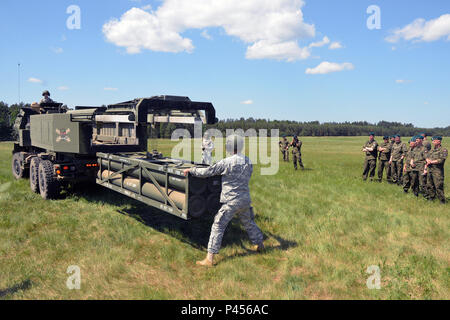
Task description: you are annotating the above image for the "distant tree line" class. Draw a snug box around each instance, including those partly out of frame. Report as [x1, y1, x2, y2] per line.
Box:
[1, 101, 448, 141]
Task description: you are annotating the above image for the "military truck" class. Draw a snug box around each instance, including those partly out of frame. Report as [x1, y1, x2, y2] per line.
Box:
[12, 96, 221, 220]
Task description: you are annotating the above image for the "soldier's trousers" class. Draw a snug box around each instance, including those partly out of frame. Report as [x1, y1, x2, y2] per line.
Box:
[362, 159, 376, 180]
[292, 152, 303, 170]
[418, 171, 427, 196]
[403, 171, 419, 196]
[282, 150, 289, 162]
[207, 203, 264, 254]
[391, 160, 403, 184]
[426, 169, 446, 202]
[386, 161, 392, 182]
[378, 160, 390, 182]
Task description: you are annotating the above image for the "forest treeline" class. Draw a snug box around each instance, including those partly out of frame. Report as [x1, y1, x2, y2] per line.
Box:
[1, 101, 449, 141]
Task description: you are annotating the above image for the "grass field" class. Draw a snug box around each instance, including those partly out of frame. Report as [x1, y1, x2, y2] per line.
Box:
[0, 137, 448, 300]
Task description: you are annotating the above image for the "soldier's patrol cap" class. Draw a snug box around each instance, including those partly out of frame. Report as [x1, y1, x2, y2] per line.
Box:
[42, 90, 50, 96]
[383, 135, 389, 140]
[432, 136, 442, 141]
[369, 132, 375, 136]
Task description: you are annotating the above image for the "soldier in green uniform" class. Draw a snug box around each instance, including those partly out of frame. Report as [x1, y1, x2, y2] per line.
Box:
[414, 135, 428, 197]
[403, 137, 419, 196]
[386, 135, 395, 182]
[377, 135, 391, 182]
[362, 132, 378, 181]
[290, 135, 304, 170]
[425, 136, 447, 204]
[279, 136, 290, 162]
[390, 135, 408, 185]
[421, 133, 432, 152]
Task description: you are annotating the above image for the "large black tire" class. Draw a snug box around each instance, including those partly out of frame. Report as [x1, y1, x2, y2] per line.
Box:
[30, 157, 41, 193]
[38, 160, 59, 200]
[12, 153, 25, 179]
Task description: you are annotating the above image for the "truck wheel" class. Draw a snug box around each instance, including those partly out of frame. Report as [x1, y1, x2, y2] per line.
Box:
[30, 157, 41, 193]
[38, 160, 59, 199]
[12, 153, 25, 179]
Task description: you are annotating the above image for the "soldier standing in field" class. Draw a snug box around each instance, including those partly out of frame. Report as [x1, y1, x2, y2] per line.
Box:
[386, 135, 396, 182]
[389, 135, 408, 185]
[377, 135, 392, 182]
[421, 133, 432, 152]
[403, 137, 419, 196]
[425, 136, 447, 204]
[184, 134, 265, 267]
[279, 136, 289, 162]
[362, 132, 378, 181]
[201, 132, 214, 165]
[290, 135, 304, 170]
[414, 135, 428, 197]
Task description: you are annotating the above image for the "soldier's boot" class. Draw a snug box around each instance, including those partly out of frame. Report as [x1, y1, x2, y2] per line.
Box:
[196, 252, 215, 267]
[251, 243, 265, 253]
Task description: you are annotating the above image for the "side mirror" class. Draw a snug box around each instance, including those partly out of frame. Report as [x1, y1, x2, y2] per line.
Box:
[128, 113, 136, 121]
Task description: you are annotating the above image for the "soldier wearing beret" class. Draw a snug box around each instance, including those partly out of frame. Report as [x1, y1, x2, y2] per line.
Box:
[403, 137, 419, 196]
[362, 132, 378, 181]
[414, 135, 429, 197]
[279, 136, 290, 162]
[425, 136, 447, 204]
[421, 133, 432, 152]
[377, 135, 392, 182]
[389, 135, 408, 185]
[386, 136, 396, 182]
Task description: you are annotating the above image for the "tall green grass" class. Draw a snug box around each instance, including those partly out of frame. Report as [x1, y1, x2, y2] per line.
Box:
[0, 137, 448, 299]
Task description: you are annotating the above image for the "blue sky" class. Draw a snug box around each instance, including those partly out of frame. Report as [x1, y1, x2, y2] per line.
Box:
[1, 0, 449, 128]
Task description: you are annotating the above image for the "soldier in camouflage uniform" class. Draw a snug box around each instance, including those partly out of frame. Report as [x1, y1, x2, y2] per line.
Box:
[362, 132, 378, 181]
[377, 135, 392, 182]
[39, 90, 54, 104]
[390, 135, 408, 185]
[386, 135, 395, 182]
[184, 134, 265, 267]
[414, 135, 428, 196]
[290, 135, 304, 170]
[402, 137, 419, 196]
[279, 136, 289, 162]
[425, 136, 448, 204]
[421, 133, 432, 152]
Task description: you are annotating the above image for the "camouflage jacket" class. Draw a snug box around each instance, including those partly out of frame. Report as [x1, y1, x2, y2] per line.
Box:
[413, 145, 427, 171]
[423, 140, 432, 152]
[404, 147, 417, 171]
[190, 153, 252, 206]
[378, 141, 391, 161]
[426, 145, 448, 171]
[363, 140, 378, 160]
[291, 140, 302, 154]
[391, 142, 408, 161]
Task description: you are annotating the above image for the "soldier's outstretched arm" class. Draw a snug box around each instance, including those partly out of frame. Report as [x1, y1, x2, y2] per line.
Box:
[184, 159, 227, 178]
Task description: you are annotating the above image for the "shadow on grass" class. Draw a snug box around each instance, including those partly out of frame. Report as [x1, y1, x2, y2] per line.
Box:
[0, 279, 32, 298]
[73, 184, 297, 254]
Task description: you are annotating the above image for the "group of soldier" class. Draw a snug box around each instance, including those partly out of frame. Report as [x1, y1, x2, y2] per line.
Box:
[279, 135, 304, 170]
[362, 132, 447, 204]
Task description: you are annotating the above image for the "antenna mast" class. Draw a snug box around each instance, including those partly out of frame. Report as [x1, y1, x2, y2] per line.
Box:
[18, 63, 21, 103]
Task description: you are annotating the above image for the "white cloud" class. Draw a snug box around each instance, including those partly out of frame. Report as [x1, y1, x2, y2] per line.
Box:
[396, 79, 412, 84]
[424, 101, 429, 105]
[141, 4, 152, 11]
[103, 0, 316, 61]
[308, 36, 329, 48]
[28, 77, 43, 84]
[201, 30, 212, 40]
[305, 61, 354, 75]
[241, 100, 254, 105]
[386, 14, 450, 43]
[104, 87, 118, 91]
[51, 47, 64, 54]
[329, 41, 343, 50]
[57, 86, 69, 91]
